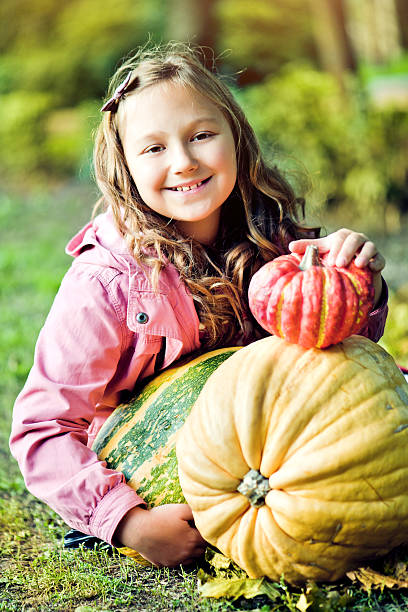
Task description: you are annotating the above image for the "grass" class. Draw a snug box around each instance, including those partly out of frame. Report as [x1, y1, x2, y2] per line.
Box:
[0, 496, 226, 611]
[1, 185, 408, 610]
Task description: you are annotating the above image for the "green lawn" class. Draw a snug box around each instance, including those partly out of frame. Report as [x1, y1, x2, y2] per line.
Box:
[1, 186, 408, 611]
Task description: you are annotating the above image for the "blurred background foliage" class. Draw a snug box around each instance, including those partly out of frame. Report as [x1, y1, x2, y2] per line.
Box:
[0, 0, 407, 368]
[0, 0, 407, 233]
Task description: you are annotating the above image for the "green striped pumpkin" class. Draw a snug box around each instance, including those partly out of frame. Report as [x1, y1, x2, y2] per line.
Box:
[92, 346, 240, 561]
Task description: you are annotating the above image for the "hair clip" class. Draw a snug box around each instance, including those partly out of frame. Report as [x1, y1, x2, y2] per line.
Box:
[101, 72, 133, 112]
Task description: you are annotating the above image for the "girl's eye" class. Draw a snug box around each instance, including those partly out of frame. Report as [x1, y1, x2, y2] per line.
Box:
[144, 144, 164, 154]
[191, 132, 213, 142]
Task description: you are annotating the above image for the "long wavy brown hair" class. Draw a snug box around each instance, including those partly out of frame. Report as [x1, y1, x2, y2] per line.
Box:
[94, 42, 319, 348]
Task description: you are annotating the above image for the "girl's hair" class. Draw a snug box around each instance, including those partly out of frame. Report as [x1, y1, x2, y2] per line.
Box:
[94, 41, 319, 348]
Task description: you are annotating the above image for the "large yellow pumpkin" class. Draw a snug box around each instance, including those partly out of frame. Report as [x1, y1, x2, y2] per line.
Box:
[176, 335, 408, 584]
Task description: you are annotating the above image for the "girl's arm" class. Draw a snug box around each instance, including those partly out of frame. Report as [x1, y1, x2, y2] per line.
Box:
[10, 266, 146, 544]
[10, 264, 207, 565]
[114, 504, 207, 566]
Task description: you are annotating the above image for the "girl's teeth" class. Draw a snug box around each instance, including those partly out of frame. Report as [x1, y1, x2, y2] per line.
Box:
[174, 180, 203, 191]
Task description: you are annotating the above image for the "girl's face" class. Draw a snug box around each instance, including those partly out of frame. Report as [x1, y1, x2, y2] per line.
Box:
[119, 81, 237, 244]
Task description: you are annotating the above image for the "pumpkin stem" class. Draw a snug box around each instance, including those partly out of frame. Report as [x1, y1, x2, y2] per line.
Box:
[298, 245, 320, 271]
[237, 469, 271, 507]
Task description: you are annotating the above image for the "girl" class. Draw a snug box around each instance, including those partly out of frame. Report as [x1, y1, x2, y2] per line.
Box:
[10, 43, 387, 568]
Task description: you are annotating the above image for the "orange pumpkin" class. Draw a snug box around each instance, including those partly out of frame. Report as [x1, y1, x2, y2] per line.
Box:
[177, 335, 408, 584]
[248, 245, 374, 348]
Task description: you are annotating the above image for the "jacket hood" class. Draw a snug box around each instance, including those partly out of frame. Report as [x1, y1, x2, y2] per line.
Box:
[66, 209, 133, 266]
[65, 210, 173, 294]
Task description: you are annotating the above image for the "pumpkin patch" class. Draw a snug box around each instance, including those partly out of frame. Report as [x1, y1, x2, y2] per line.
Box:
[177, 335, 408, 584]
[248, 245, 374, 348]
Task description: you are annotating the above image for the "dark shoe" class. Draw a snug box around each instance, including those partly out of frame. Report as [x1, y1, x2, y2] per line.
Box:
[63, 529, 114, 553]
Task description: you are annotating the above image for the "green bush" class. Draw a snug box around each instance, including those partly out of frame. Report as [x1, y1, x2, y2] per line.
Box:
[237, 64, 408, 222]
[1, 0, 156, 103]
[0, 91, 55, 180]
[0, 92, 98, 182]
[0, 0, 163, 184]
[216, 0, 313, 76]
[380, 285, 408, 369]
[43, 100, 100, 179]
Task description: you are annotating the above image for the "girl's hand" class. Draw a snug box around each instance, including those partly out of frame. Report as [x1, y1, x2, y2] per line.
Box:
[114, 503, 207, 567]
[289, 228, 385, 307]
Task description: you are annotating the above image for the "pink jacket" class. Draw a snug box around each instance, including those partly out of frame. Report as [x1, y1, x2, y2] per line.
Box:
[10, 210, 388, 544]
[10, 210, 201, 544]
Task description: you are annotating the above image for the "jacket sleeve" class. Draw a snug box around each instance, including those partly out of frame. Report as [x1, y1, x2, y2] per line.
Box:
[358, 277, 388, 343]
[9, 265, 146, 544]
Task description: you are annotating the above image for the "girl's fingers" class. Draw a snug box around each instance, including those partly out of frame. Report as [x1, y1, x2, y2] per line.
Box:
[354, 242, 385, 270]
[289, 229, 362, 260]
[289, 230, 361, 264]
[289, 230, 385, 272]
[371, 253, 386, 272]
[288, 237, 331, 254]
[288, 239, 311, 253]
[331, 231, 368, 267]
[364, 252, 386, 272]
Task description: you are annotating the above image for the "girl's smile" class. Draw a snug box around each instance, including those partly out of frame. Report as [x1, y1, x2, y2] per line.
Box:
[119, 81, 237, 244]
[165, 176, 212, 192]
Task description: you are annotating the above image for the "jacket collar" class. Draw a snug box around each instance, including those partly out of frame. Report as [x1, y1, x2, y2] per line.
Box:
[65, 210, 200, 356]
[65, 210, 171, 293]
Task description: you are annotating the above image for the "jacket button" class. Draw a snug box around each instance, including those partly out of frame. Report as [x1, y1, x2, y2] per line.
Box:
[136, 312, 149, 324]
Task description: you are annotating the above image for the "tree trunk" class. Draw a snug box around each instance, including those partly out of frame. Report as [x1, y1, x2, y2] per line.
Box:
[395, 0, 408, 49]
[307, 0, 357, 92]
[346, 0, 402, 63]
[165, 0, 217, 68]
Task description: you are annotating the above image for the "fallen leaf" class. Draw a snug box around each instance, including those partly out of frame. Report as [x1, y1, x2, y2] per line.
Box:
[198, 573, 280, 601]
[346, 567, 408, 590]
[395, 561, 408, 580]
[296, 592, 312, 611]
[208, 550, 233, 570]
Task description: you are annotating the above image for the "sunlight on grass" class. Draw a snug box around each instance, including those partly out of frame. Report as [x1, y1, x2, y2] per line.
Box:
[0, 489, 226, 611]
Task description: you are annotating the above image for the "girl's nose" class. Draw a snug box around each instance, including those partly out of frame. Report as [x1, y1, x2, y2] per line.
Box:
[171, 144, 199, 174]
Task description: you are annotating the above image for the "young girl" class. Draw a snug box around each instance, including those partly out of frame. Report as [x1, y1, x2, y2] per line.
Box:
[10, 43, 388, 568]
